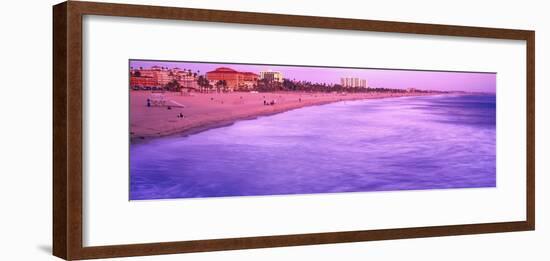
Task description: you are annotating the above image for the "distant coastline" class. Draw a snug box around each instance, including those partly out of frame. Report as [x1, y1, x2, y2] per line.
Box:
[130, 91, 443, 143]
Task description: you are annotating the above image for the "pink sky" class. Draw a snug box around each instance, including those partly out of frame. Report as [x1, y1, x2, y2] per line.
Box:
[130, 60, 496, 93]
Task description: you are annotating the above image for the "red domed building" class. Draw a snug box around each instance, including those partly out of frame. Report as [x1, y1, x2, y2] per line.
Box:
[205, 67, 259, 91]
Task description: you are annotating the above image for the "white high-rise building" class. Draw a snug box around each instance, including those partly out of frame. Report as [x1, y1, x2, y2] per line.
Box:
[340, 77, 368, 88]
[259, 70, 283, 83]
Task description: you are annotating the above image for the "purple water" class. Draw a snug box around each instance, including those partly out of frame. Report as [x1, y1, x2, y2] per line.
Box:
[130, 94, 496, 200]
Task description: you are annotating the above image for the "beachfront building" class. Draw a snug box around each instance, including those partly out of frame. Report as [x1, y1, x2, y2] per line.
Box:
[340, 77, 368, 88]
[205, 67, 259, 91]
[130, 66, 173, 89]
[130, 66, 199, 91]
[259, 70, 283, 83]
[176, 73, 199, 91]
[130, 75, 158, 88]
[137, 66, 172, 86]
[241, 72, 260, 89]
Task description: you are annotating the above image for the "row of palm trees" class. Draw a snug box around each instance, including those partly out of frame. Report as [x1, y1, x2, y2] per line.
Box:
[196, 76, 230, 92]
[278, 79, 426, 93]
[155, 70, 439, 94]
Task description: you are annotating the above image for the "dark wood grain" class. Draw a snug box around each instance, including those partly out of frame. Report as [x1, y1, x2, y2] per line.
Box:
[53, 1, 535, 260]
[76, 222, 531, 260]
[526, 31, 536, 230]
[66, 2, 85, 260]
[53, 2, 68, 260]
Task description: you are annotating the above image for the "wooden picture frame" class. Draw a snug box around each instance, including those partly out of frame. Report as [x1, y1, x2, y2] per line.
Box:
[53, 1, 535, 260]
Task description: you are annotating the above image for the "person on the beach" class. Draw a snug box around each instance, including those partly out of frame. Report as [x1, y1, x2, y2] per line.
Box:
[147, 98, 151, 107]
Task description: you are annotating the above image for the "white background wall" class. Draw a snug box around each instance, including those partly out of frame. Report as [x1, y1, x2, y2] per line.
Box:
[0, 0, 547, 260]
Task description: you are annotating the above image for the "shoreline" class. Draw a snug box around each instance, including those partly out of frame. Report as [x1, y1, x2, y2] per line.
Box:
[130, 91, 441, 144]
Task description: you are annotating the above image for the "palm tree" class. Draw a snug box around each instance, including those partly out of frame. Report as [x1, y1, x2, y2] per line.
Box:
[165, 79, 181, 92]
[221, 80, 228, 92]
[197, 75, 209, 92]
[215, 80, 222, 92]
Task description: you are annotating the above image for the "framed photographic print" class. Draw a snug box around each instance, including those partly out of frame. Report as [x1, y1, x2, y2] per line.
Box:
[53, 1, 535, 260]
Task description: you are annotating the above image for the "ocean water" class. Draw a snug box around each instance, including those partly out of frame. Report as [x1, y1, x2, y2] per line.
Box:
[130, 94, 496, 200]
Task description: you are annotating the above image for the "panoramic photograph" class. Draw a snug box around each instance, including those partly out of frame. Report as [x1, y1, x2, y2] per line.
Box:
[129, 59, 496, 200]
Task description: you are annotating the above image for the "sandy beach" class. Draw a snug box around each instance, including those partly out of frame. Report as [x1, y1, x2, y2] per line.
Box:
[130, 91, 435, 142]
